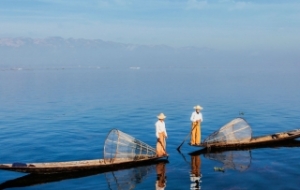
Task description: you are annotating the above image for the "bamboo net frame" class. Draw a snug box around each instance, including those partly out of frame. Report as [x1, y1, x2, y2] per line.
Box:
[204, 118, 252, 144]
[103, 129, 157, 164]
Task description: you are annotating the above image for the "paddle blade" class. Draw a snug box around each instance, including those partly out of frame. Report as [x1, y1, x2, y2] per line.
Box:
[176, 141, 185, 152]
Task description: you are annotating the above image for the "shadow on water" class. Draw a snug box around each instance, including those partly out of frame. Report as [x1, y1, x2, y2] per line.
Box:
[0, 159, 169, 190]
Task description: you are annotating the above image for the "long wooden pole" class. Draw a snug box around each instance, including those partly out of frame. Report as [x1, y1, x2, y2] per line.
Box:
[176, 122, 198, 151]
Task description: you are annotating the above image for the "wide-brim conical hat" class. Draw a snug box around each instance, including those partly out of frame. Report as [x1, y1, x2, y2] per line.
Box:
[194, 105, 203, 110]
[157, 113, 166, 119]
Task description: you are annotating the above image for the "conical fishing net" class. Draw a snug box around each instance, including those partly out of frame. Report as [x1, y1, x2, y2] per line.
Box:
[104, 129, 157, 164]
[203, 118, 252, 144]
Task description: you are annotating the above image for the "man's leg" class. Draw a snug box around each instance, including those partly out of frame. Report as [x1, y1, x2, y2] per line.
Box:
[191, 122, 196, 145]
[196, 123, 201, 144]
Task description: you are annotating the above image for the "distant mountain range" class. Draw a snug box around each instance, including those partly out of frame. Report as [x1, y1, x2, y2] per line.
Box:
[0, 37, 209, 52]
[0, 37, 118, 48]
[0, 37, 215, 68]
[0, 37, 296, 69]
[0, 37, 143, 49]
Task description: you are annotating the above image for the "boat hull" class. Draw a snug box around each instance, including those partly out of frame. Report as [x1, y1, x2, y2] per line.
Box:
[0, 159, 169, 189]
[190, 129, 300, 149]
[0, 156, 165, 174]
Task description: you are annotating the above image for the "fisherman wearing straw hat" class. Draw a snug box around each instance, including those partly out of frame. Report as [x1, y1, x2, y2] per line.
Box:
[190, 105, 203, 145]
[155, 113, 168, 157]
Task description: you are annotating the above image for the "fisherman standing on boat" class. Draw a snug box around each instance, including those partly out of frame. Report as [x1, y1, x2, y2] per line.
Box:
[190, 105, 203, 145]
[155, 113, 168, 157]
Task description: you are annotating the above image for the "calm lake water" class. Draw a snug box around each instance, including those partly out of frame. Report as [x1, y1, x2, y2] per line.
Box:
[0, 65, 300, 189]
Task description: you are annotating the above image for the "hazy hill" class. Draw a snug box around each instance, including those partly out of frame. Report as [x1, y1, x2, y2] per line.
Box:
[0, 37, 211, 68]
[0, 37, 298, 70]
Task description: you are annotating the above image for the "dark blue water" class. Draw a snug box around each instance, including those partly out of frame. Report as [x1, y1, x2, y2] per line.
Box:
[0, 65, 300, 189]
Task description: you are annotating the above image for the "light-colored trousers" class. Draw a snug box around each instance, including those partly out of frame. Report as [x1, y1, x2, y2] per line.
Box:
[191, 121, 201, 144]
[156, 132, 167, 157]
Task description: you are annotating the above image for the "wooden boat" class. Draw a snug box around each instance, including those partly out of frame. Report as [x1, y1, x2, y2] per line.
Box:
[187, 140, 300, 173]
[0, 129, 166, 174]
[190, 118, 300, 149]
[189, 139, 300, 155]
[0, 156, 165, 174]
[0, 159, 169, 189]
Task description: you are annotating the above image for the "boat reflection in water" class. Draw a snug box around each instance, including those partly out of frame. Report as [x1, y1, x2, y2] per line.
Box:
[187, 150, 249, 189]
[155, 162, 167, 190]
[189, 146, 252, 173]
[190, 140, 300, 172]
[190, 155, 202, 190]
[105, 161, 165, 190]
[204, 150, 251, 172]
[0, 160, 168, 189]
[105, 160, 168, 190]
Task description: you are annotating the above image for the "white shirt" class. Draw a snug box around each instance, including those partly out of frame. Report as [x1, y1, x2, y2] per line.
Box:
[155, 120, 167, 138]
[190, 111, 203, 122]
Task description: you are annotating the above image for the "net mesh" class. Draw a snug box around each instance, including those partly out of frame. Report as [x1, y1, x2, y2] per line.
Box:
[203, 118, 252, 144]
[104, 129, 157, 164]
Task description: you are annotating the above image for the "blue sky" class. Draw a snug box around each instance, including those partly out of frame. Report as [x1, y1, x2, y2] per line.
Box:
[1, 0, 300, 50]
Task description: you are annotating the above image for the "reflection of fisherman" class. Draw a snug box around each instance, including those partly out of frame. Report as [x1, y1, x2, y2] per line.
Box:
[190, 155, 202, 190]
[190, 105, 203, 145]
[155, 113, 168, 157]
[156, 162, 167, 190]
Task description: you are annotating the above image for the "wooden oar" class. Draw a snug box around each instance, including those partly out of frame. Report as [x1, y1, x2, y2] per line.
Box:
[177, 123, 198, 151]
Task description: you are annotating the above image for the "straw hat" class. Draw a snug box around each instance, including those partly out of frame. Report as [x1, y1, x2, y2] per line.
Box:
[157, 113, 166, 119]
[194, 105, 203, 110]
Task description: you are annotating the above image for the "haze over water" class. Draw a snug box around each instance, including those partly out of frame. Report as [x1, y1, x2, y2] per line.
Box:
[1, 0, 300, 189]
[0, 64, 300, 189]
